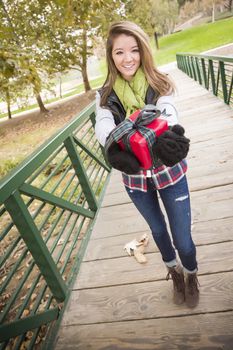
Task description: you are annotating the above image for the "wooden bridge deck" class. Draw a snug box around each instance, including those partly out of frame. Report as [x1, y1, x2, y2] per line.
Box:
[54, 66, 233, 349]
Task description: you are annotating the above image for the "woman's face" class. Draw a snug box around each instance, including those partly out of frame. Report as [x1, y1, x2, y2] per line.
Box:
[112, 34, 141, 81]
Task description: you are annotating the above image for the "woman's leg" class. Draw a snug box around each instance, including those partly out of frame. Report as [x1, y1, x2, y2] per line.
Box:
[125, 180, 176, 264]
[125, 179, 185, 304]
[159, 175, 197, 271]
[159, 175, 199, 307]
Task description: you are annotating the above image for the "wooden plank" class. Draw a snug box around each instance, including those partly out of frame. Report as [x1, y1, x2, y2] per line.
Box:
[91, 215, 148, 239]
[191, 172, 232, 189]
[179, 101, 227, 116]
[190, 129, 233, 148]
[100, 182, 233, 220]
[91, 193, 233, 239]
[103, 165, 233, 196]
[103, 174, 233, 207]
[102, 181, 233, 208]
[192, 216, 233, 244]
[62, 271, 233, 325]
[177, 96, 224, 112]
[84, 217, 233, 261]
[76, 241, 233, 289]
[189, 175, 233, 192]
[84, 231, 156, 260]
[101, 187, 129, 207]
[187, 122, 233, 140]
[96, 202, 137, 221]
[189, 144, 233, 163]
[188, 159, 233, 178]
[190, 183, 233, 200]
[181, 108, 232, 125]
[191, 197, 233, 224]
[56, 311, 233, 350]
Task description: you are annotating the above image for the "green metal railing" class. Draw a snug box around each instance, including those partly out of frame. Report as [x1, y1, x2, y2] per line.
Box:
[176, 53, 233, 106]
[0, 102, 110, 349]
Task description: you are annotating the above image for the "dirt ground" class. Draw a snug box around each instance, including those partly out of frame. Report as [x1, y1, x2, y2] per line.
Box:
[0, 90, 96, 177]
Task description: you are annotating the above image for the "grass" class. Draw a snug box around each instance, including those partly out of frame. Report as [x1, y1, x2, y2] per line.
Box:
[152, 17, 233, 65]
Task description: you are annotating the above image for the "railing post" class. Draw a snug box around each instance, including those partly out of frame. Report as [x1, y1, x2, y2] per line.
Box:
[191, 56, 197, 81]
[184, 56, 189, 75]
[4, 191, 68, 302]
[176, 55, 181, 70]
[201, 58, 208, 88]
[64, 136, 98, 212]
[195, 57, 202, 84]
[187, 56, 192, 78]
[219, 61, 228, 103]
[227, 73, 233, 105]
[209, 59, 217, 95]
[181, 56, 186, 72]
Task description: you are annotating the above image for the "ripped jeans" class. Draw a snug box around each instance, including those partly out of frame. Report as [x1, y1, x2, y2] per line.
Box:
[125, 175, 197, 272]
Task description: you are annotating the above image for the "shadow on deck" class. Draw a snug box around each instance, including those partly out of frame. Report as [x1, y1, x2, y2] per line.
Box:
[54, 67, 233, 349]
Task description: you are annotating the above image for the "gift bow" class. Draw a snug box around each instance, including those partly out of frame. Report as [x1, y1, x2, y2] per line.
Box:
[105, 105, 161, 167]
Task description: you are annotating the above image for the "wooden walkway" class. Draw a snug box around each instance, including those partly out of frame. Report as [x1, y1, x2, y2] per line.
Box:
[54, 66, 233, 349]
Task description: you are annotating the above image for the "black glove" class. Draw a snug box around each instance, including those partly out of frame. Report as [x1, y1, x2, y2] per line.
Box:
[105, 141, 141, 174]
[153, 124, 190, 167]
[170, 124, 185, 136]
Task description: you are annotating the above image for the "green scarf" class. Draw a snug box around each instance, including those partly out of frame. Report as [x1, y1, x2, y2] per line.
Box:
[113, 67, 149, 117]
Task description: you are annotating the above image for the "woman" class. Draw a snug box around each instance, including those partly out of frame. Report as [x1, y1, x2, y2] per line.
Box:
[95, 21, 199, 308]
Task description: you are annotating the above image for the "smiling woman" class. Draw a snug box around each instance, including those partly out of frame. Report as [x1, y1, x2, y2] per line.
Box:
[94, 21, 199, 309]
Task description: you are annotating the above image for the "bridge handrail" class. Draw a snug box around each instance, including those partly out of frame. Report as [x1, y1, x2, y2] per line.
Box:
[176, 53, 233, 106]
[0, 101, 110, 349]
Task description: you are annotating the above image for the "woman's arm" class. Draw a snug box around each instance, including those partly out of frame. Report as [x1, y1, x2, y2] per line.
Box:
[156, 95, 178, 126]
[95, 91, 116, 146]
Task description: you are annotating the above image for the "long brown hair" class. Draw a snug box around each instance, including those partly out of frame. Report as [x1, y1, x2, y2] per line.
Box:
[100, 21, 175, 107]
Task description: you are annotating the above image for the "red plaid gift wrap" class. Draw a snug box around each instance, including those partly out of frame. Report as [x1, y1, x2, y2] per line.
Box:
[118, 109, 168, 169]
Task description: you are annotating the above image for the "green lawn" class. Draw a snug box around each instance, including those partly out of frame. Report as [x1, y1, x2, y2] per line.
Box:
[152, 17, 233, 65]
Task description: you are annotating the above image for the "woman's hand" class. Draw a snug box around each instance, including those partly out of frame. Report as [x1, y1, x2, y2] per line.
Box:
[105, 141, 141, 174]
[153, 124, 190, 167]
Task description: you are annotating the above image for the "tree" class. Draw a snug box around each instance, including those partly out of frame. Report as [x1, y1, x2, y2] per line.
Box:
[177, 0, 186, 8]
[0, 0, 49, 112]
[125, 0, 179, 48]
[0, 50, 38, 118]
[58, 0, 125, 92]
[179, 0, 225, 20]
[225, 0, 233, 10]
[151, 0, 179, 35]
[1, 0, 126, 113]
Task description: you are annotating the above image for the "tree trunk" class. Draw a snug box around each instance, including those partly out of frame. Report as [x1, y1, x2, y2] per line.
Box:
[6, 90, 12, 119]
[7, 103, 12, 119]
[59, 75, 62, 98]
[81, 64, 91, 92]
[35, 93, 49, 113]
[81, 28, 91, 92]
[154, 31, 159, 50]
[228, 0, 232, 11]
[212, 1, 215, 22]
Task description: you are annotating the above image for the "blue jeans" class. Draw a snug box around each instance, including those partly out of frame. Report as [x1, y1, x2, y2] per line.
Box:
[125, 176, 197, 271]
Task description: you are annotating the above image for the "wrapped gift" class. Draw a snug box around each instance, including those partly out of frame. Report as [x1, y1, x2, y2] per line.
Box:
[118, 107, 168, 169]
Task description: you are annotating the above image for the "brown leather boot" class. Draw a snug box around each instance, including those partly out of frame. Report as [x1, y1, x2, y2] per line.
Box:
[166, 265, 185, 305]
[185, 272, 200, 308]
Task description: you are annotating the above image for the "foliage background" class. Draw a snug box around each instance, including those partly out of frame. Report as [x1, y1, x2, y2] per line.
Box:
[0, 0, 232, 118]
